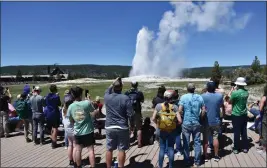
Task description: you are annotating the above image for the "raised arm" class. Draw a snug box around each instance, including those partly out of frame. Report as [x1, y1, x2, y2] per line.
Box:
[259, 96, 266, 113]
[86, 100, 99, 118]
[140, 92, 145, 103]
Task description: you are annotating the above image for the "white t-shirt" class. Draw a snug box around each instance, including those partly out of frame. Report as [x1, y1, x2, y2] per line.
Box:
[62, 110, 74, 136]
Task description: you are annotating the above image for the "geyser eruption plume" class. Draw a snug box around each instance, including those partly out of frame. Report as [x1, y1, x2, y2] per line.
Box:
[130, 1, 252, 77]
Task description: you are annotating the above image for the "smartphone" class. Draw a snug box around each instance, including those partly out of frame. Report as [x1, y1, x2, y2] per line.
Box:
[85, 89, 89, 97]
[33, 86, 35, 90]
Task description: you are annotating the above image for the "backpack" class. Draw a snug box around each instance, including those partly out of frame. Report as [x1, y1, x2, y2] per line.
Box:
[0, 94, 8, 112]
[127, 90, 140, 112]
[158, 103, 177, 132]
[15, 100, 28, 119]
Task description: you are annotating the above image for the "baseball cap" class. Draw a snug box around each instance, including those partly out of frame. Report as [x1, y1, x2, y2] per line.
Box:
[187, 83, 195, 90]
[207, 81, 216, 91]
[113, 80, 123, 88]
[164, 90, 175, 99]
[95, 96, 100, 102]
[20, 92, 28, 99]
[34, 86, 41, 92]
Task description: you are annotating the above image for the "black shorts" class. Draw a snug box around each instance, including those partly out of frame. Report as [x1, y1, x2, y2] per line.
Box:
[46, 118, 60, 130]
[75, 132, 95, 147]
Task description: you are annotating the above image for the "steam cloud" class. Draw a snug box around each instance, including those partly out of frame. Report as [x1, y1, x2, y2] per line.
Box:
[130, 1, 252, 77]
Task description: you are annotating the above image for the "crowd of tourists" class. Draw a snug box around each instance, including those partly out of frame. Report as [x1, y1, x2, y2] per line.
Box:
[0, 76, 266, 168]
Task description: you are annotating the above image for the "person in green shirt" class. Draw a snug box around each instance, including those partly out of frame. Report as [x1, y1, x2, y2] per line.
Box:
[67, 86, 99, 168]
[229, 77, 249, 154]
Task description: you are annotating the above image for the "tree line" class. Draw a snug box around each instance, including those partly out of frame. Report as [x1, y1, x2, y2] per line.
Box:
[5, 56, 267, 85]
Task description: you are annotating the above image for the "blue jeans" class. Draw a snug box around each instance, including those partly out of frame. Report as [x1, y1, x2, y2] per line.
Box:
[232, 115, 248, 150]
[33, 115, 45, 143]
[250, 108, 263, 131]
[64, 130, 68, 147]
[156, 128, 168, 154]
[182, 124, 202, 165]
[175, 132, 183, 152]
[159, 130, 176, 168]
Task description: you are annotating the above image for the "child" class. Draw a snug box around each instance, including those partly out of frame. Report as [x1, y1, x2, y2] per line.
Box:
[62, 94, 75, 166]
[62, 90, 71, 149]
[141, 117, 155, 146]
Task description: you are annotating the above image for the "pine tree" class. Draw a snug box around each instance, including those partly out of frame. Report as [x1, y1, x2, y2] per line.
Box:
[251, 56, 261, 73]
[16, 70, 23, 82]
[211, 61, 222, 81]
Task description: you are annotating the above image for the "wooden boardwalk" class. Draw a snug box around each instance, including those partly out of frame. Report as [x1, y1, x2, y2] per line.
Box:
[1, 124, 266, 168]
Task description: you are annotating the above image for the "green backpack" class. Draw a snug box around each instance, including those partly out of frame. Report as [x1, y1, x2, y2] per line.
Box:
[15, 100, 29, 119]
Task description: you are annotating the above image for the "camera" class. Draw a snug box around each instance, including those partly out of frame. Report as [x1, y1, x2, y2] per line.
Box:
[85, 89, 89, 97]
[230, 82, 236, 87]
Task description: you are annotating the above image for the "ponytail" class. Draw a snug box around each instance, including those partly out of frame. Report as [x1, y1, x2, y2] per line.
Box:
[63, 98, 74, 117]
[63, 103, 68, 117]
[164, 101, 170, 113]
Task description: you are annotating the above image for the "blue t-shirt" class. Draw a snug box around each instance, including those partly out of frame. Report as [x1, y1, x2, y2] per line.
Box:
[201, 92, 223, 126]
[179, 93, 204, 126]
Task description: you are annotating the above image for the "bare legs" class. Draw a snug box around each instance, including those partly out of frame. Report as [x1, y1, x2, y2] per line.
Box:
[75, 144, 95, 168]
[106, 150, 113, 168]
[106, 150, 126, 168]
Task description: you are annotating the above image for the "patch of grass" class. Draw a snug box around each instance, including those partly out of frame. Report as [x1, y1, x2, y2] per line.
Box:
[6, 81, 264, 105]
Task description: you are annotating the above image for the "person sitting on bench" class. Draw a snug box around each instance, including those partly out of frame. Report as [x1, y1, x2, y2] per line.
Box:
[8, 102, 23, 132]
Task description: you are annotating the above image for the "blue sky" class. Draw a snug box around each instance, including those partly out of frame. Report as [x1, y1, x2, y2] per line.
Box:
[1, 1, 266, 67]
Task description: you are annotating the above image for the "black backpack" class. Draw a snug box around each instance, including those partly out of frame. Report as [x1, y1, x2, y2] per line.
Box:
[126, 90, 140, 112]
[0, 94, 8, 112]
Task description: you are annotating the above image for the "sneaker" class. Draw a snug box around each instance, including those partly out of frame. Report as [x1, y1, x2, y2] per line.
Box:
[64, 146, 68, 150]
[51, 141, 57, 149]
[164, 154, 168, 158]
[214, 156, 220, 162]
[256, 146, 264, 151]
[242, 149, 248, 153]
[176, 151, 182, 157]
[193, 163, 201, 167]
[26, 138, 31, 143]
[69, 160, 74, 166]
[203, 155, 209, 162]
[233, 149, 239, 154]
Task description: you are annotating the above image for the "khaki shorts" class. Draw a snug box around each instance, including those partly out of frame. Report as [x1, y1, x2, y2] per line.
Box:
[202, 125, 220, 140]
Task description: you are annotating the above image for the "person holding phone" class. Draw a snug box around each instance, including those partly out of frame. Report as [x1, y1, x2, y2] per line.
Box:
[104, 77, 134, 168]
[85, 89, 91, 100]
[67, 86, 99, 168]
[229, 77, 249, 154]
[0, 86, 12, 138]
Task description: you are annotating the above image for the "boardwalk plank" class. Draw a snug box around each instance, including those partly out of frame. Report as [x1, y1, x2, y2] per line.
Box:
[1, 126, 266, 168]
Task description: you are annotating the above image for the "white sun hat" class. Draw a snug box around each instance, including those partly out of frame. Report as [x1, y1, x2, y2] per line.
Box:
[234, 77, 247, 86]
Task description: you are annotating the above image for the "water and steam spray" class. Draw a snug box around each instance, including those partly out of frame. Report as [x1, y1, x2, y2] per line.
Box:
[130, 1, 252, 78]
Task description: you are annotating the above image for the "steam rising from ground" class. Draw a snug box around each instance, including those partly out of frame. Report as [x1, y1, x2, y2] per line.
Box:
[130, 1, 252, 77]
